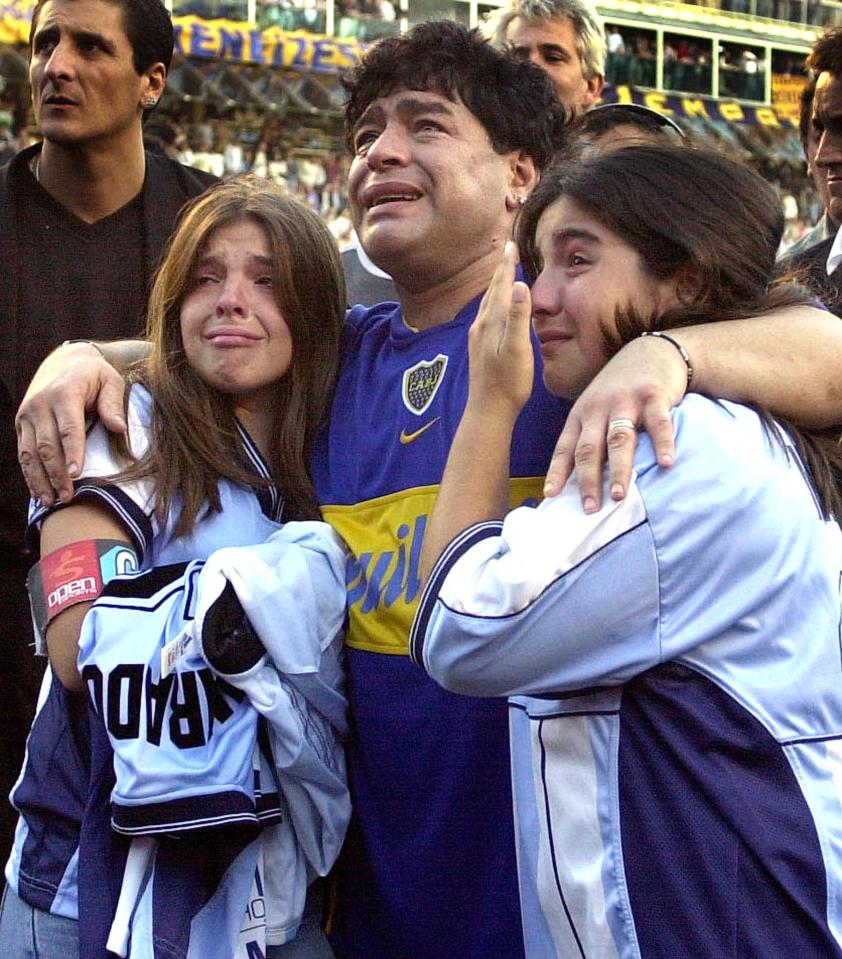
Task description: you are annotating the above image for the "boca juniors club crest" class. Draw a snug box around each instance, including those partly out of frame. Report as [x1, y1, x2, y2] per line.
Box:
[402, 354, 448, 415]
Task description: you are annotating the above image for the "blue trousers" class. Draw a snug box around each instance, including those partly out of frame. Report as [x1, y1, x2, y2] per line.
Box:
[0, 885, 79, 959]
[0, 884, 334, 959]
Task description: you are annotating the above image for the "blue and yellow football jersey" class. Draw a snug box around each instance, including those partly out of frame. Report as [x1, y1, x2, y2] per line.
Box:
[312, 297, 568, 959]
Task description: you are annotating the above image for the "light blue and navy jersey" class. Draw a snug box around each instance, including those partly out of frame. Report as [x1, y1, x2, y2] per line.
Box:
[412, 395, 842, 959]
[311, 297, 568, 959]
[75, 525, 348, 958]
[7, 385, 285, 920]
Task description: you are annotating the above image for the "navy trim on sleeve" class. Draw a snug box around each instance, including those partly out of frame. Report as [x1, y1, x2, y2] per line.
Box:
[409, 520, 503, 666]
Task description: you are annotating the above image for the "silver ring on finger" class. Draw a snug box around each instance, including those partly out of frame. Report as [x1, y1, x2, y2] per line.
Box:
[607, 417, 636, 435]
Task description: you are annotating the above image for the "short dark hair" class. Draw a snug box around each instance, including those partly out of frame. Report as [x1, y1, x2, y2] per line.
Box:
[808, 26, 842, 77]
[342, 20, 568, 170]
[30, 0, 174, 75]
[799, 75, 817, 150]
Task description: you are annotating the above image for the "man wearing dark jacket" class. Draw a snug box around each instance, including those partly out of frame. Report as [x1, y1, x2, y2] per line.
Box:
[0, 0, 213, 868]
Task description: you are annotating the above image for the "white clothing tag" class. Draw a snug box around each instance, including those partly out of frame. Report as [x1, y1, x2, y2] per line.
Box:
[161, 628, 195, 678]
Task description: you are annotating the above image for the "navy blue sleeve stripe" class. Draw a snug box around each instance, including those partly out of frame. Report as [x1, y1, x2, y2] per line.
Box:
[409, 521, 503, 665]
[71, 481, 154, 557]
[434, 518, 648, 625]
[781, 731, 842, 747]
[111, 789, 261, 836]
[101, 563, 192, 599]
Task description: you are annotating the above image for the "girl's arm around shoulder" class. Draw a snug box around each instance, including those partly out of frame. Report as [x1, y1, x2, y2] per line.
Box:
[543, 303, 842, 511]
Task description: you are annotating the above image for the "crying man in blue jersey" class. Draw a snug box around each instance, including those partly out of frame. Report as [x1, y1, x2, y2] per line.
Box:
[16, 20, 842, 959]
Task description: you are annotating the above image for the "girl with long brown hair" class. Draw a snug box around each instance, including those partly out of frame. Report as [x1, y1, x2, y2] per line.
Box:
[2, 177, 349, 959]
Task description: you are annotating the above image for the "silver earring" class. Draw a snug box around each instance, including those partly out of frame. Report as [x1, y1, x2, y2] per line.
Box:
[517, 195, 527, 206]
[144, 98, 157, 108]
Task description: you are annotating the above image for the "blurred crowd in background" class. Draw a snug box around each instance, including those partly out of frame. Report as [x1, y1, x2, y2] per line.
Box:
[0, 4, 827, 255]
[0, 84, 819, 253]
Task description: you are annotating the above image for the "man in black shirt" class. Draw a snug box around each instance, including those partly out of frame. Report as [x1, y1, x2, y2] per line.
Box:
[0, 0, 213, 867]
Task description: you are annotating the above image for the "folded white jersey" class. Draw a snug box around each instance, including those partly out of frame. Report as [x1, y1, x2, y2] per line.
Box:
[77, 521, 350, 957]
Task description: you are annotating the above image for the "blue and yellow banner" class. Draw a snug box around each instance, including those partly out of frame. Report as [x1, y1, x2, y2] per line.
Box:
[1, 0, 34, 44]
[0, 1, 809, 108]
[0, 1, 364, 73]
[172, 17, 363, 72]
[603, 84, 799, 128]
[771, 73, 808, 123]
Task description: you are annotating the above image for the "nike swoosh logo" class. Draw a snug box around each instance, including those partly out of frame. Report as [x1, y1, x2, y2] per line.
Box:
[400, 417, 440, 445]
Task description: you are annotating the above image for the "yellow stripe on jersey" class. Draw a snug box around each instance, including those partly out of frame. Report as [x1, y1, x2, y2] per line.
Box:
[323, 477, 544, 656]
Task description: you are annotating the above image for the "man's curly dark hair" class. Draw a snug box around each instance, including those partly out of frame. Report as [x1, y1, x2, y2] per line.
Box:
[343, 20, 569, 171]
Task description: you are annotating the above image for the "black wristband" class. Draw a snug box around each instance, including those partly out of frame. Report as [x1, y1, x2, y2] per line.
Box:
[640, 331, 694, 395]
[61, 339, 107, 360]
